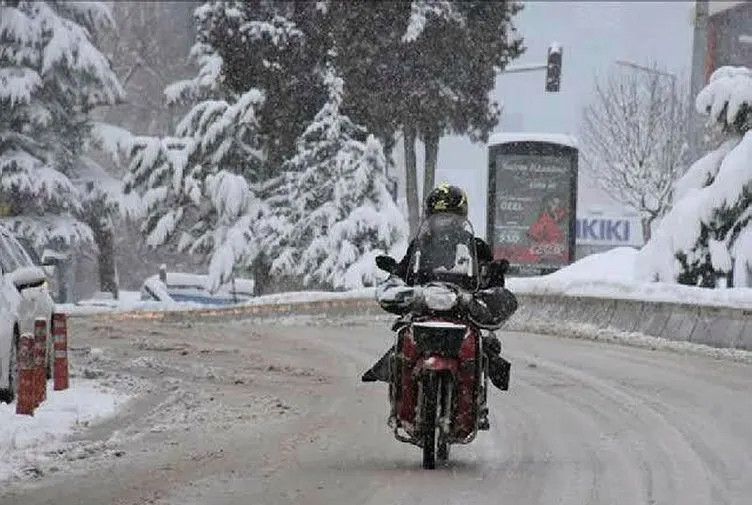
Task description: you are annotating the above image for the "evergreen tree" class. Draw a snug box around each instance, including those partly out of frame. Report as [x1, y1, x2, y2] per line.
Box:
[638, 66, 752, 287]
[126, 2, 406, 292]
[280, 68, 407, 288]
[330, 1, 524, 233]
[125, 86, 268, 292]
[0, 1, 124, 249]
[167, 1, 329, 171]
[401, 1, 524, 229]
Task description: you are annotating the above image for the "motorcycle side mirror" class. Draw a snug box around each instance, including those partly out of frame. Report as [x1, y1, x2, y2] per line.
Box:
[375, 255, 398, 274]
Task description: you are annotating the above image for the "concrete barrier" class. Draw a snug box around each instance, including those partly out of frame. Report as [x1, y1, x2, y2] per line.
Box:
[609, 300, 644, 333]
[740, 312, 752, 349]
[517, 294, 751, 352]
[662, 304, 699, 342]
[635, 302, 672, 337]
[78, 290, 752, 353]
[578, 297, 617, 328]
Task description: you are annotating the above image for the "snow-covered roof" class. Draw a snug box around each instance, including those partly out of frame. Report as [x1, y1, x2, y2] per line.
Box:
[488, 132, 578, 149]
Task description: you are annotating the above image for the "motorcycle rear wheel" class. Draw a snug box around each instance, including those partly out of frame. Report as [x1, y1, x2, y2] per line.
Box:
[421, 371, 439, 469]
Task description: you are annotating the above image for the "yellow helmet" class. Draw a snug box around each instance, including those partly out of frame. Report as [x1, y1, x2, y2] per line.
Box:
[424, 183, 468, 218]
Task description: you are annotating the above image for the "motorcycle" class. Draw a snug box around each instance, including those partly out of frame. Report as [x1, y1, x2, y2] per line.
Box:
[375, 213, 509, 469]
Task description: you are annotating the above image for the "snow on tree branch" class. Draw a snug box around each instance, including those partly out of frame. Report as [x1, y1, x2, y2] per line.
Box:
[0, 1, 129, 251]
[164, 42, 223, 105]
[280, 67, 407, 289]
[637, 66, 752, 287]
[403, 1, 463, 43]
[125, 86, 267, 290]
[696, 66, 752, 134]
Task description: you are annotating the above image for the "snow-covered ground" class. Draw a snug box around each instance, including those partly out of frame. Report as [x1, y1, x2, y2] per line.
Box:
[0, 380, 128, 481]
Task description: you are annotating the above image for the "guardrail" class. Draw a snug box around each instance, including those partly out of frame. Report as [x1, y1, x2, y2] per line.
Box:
[77, 292, 752, 352]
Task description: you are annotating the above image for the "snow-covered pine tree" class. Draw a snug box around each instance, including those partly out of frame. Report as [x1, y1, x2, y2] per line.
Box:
[124, 1, 337, 294]
[128, 3, 407, 292]
[281, 69, 407, 289]
[637, 66, 752, 287]
[125, 87, 268, 292]
[0, 1, 124, 249]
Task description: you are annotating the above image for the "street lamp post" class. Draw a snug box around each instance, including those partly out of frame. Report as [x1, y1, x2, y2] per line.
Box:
[614, 60, 677, 85]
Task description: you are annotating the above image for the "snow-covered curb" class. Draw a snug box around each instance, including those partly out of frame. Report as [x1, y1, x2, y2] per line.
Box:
[0, 380, 128, 482]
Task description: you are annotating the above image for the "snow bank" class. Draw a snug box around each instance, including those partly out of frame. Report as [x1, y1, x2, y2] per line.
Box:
[508, 247, 752, 309]
[0, 380, 127, 482]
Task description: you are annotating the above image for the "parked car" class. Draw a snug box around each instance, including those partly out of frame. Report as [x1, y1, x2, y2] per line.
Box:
[0, 226, 55, 403]
[141, 272, 255, 306]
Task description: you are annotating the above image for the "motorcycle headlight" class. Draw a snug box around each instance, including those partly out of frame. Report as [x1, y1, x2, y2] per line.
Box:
[421, 284, 458, 312]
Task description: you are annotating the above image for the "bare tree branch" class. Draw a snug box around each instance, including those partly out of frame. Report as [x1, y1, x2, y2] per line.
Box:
[581, 63, 689, 242]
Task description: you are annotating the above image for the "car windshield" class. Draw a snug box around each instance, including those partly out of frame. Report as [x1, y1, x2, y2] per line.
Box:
[0, 231, 32, 274]
[16, 236, 40, 265]
[405, 213, 479, 291]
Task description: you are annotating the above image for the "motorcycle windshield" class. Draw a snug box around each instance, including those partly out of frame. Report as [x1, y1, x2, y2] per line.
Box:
[405, 213, 479, 291]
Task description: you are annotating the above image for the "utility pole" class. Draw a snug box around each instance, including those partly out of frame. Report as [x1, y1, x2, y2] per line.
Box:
[689, 0, 709, 160]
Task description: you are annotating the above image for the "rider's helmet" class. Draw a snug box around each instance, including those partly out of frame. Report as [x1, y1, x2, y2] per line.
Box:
[424, 183, 468, 218]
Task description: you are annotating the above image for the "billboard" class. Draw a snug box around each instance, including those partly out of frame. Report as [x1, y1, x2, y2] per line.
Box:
[487, 136, 578, 276]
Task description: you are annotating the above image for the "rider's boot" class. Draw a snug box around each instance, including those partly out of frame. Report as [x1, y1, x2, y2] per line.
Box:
[483, 331, 511, 391]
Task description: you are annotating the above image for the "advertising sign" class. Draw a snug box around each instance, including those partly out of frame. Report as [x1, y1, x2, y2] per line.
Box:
[576, 214, 643, 247]
[487, 136, 578, 276]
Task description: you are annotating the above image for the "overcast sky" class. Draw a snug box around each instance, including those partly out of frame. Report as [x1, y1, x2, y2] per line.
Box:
[419, 1, 696, 235]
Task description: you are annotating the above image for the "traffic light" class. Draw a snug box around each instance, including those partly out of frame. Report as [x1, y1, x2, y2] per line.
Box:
[545, 44, 563, 92]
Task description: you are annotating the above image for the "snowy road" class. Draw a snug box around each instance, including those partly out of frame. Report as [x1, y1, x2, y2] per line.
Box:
[1, 314, 751, 505]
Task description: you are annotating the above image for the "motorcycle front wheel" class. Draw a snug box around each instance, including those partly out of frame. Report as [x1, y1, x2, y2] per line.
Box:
[421, 371, 439, 469]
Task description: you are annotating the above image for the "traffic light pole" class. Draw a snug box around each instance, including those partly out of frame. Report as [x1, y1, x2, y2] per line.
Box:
[502, 63, 548, 74]
[499, 43, 562, 92]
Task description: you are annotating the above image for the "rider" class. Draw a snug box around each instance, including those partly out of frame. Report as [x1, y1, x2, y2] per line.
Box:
[361, 183, 516, 428]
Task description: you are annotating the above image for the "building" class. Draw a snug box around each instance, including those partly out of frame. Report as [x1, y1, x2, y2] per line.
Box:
[689, 1, 752, 157]
[706, 1, 752, 78]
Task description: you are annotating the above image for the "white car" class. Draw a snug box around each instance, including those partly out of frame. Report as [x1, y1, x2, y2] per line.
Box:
[0, 226, 56, 403]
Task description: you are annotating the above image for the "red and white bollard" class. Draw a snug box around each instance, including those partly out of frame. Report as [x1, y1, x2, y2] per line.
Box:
[33, 318, 47, 407]
[15, 333, 35, 416]
[52, 313, 69, 391]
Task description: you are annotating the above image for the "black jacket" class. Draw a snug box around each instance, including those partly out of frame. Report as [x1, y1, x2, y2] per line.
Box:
[393, 237, 505, 289]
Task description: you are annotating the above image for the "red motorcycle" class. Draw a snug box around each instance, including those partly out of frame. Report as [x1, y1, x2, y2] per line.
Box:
[375, 214, 494, 469]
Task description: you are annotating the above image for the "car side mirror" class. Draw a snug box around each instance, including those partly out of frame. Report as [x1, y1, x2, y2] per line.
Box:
[41, 249, 66, 266]
[375, 255, 398, 274]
